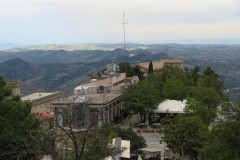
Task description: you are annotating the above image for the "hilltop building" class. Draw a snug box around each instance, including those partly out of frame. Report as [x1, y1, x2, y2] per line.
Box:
[52, 61, 139, 131]
[52, 73, 127, 131]
[74, 72, 126, 95]
[137, 58, 183, 76]
[21, 91, 64, 113]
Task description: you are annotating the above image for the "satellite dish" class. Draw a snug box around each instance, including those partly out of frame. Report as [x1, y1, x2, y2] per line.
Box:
[99, 86, 104, 92]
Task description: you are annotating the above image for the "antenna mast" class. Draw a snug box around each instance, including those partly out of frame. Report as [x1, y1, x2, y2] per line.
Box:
[123, 11, 128, 86]
[123, 11, 127, 51]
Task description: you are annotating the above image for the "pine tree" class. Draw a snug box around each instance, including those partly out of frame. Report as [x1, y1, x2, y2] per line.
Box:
[148, 60, 153, 75]
[0, 77, 54, 159]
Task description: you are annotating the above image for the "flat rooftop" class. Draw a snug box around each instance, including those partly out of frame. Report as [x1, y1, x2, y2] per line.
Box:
[52, 92, 121, 106]
[86, 93, 121, 105]
[81, 73, 126, 87]
[21, 92, 57, 101]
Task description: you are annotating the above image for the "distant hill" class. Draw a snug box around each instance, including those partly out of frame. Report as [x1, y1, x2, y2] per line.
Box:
[0, 58, 105, 93]
[1, 43, 240, 99]
[0, 48, 157, 64]
[0, 49, 120, 64]
[4, 43, 149, 52]
[0, 51, 168, 93]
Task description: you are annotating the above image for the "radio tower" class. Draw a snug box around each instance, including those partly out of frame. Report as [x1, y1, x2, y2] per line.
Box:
[123, 11, 128, 51]
[123, 11, 128, 87]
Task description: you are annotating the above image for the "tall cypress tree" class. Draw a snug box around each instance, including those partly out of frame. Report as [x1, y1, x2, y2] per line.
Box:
[148, 60, 153, 75]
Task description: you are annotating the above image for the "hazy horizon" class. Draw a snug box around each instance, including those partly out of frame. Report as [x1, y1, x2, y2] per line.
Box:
[1, 37, 240, 48]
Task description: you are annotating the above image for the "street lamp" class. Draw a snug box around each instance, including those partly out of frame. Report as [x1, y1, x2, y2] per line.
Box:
[160, 136, 166, 160]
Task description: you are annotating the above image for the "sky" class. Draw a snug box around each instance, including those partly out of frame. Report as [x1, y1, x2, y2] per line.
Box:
[0, 0, 240, 45]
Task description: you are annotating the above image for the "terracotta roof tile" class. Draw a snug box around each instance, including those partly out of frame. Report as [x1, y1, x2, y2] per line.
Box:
[34, 112, 54, 120]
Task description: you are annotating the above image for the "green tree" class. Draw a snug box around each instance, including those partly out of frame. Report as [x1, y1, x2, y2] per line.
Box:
[162, 77, 187, 100]
[118, 62, 144, 80]
[148, 60, 153, 75]
[57, 116, 128, 160]
[156, 65, 187, 82]
[164, 116, 208, 159]
[121, 80, 160, 122]
[82, 130, 117, 160]
[132, 65, 144, 80]
[201, 119, 240, 160]
[82, 124, 146, 159]
[186, 86, 221, 124]
[186, 100, 216, 125]
[120, 128, 146, 153]
[199, 101, 240, 160]
[0, 77, 53, 159]
[150, 65, 189, 100]
[203, 66, 219, 77]
[152, 65, 192, 94]
[190, 66, 200, 85]
[0, 77, 11, 101]
[118, 62, 133, 77]
[189, 86, 221, 108]
[198, 67, 224, 92]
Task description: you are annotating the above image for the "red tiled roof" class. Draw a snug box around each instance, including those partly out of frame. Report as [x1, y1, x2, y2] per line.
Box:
[34, 112, 54, 120]
[138, 58, 183, 71]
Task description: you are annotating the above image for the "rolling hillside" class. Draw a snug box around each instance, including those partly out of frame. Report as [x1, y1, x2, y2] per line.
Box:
[1, 44, 240, 99]
[0, 50, 168, 93]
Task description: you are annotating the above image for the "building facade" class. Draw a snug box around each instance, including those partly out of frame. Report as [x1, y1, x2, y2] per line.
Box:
[52, 91, 122, 131]
[6, 80, 21, 96]
[21, 91, 64, 113]
[137, 58, 184, 76]
[53, 72, 125, 131]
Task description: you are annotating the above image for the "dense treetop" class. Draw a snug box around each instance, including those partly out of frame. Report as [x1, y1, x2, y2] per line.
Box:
[0, 77, 54, 159]
[121, 64, 240, 159]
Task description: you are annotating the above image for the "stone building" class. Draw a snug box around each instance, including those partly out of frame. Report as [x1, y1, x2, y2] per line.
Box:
[137, 58, 184, 76]
[6, 80, 21, 96]
[21, 91, 64, 113]
[52, 72, 127, 131]
[52, 92, 122, 131]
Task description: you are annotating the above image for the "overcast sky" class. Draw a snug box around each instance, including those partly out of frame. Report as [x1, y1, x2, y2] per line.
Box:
[0, 0, 240, 44]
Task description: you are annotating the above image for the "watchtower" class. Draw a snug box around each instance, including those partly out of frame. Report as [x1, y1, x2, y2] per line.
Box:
[6, 80, 21, 96]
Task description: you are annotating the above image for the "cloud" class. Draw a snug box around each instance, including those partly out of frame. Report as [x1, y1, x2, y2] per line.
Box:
[128, 20, 240, 42]
[0, 0, 239, 44]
